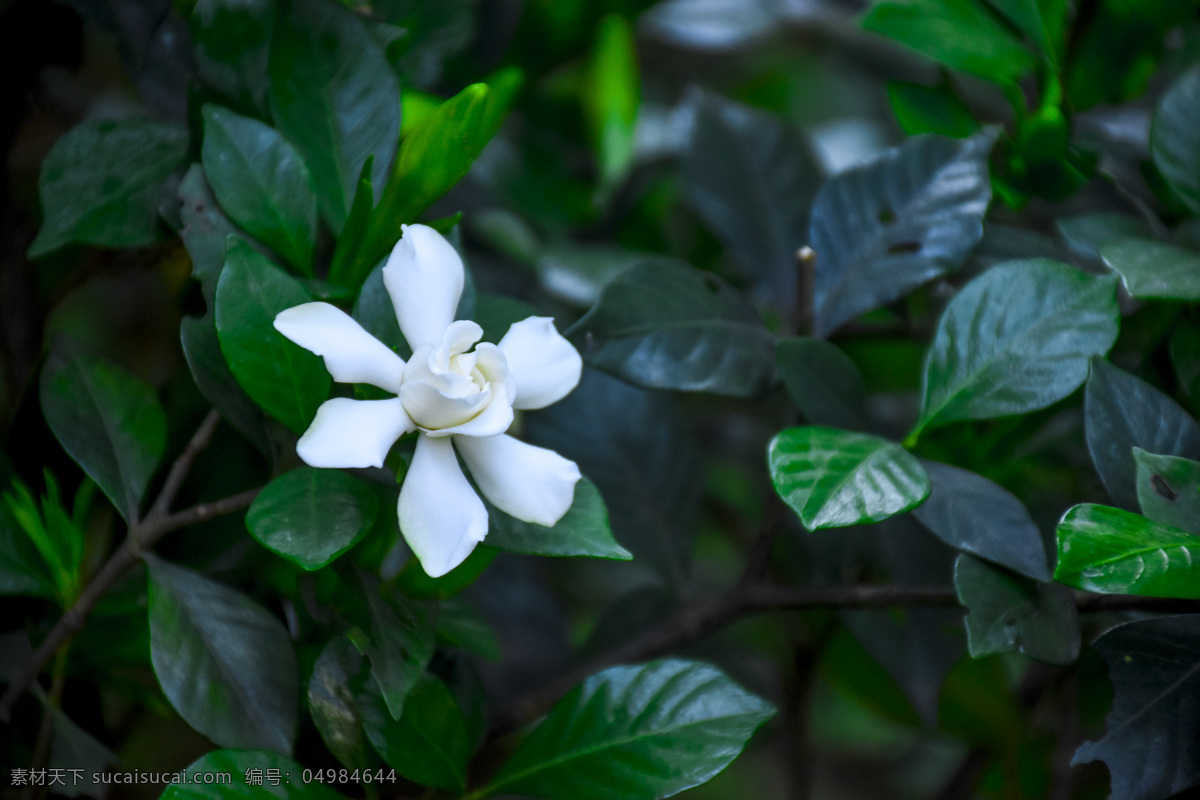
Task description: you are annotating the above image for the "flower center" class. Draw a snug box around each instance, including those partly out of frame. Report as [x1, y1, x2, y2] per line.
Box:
[398, 320, 514, 432]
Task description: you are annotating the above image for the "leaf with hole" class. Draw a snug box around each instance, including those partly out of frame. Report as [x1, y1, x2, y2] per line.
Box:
[769, 426, 930, 530]
[809, 129, 995, 337]
[916, 260, 1119, 434]
[1134, 449, 1200, 535]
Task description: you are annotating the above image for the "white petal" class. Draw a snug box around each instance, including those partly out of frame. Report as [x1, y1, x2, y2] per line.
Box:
[401, 380, 492, 430]
[383, 224, 464, 349]
[498, 317, 583, 410]
[275, 303, 407, 393]
[426, 382, 514, 438]
[398, 436, 488, 578]
[296, 398, 413, 468]
[455, 434, 581, 526]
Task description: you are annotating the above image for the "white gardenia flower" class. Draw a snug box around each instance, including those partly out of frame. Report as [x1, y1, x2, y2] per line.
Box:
[273, 224, 583, 577]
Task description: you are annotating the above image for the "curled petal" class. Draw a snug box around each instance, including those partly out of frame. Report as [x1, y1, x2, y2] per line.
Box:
[275, 302, 406, 393]
[499, 317, 582, 410]
[398, 436, 488, 578]
[401, 380, 493, 430]
[383, 224, 464, 349]
[455, 434, 581, 526]
[426, 382, 514, 438]
[297, 398, 413, 468]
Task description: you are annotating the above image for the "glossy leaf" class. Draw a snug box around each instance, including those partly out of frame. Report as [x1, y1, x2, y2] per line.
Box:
[1054, 504, 1200, 598]
[40, 348, 166, 523]
[954, 554, 1078, 665]
[246, 468, 378, 570]
[30, 118, 188, 257]
[161, 750, 343, 800]
[308, 637, 369, 771]
[810, 129, 995, 337]
[912, 460, 1051, 581]
[482, 659, 774, 800]
[178, 164, 240, 305]
[268, 0, 399, 231]
[1100, 237, 1200, 301]
[201, 105, 317, 274]
[1134, 449, 1200, 535]
[215, 236, 330, 434]
[1151, 64, 1200, 215]
[360, 673, 471, 792]
[487, 478, 630, 560]
[768, 426, 930, 530]
[356, 573, 437, 720]
[181, 315, 272, 455]
[1073, 615, 1200, 800]
[1056, 212, 1154, 261]
[190, 0, 274, 115]
[1084, 357, 1200, 510]
[776, 337, 869, 431]
[917, 260, 1119, 434]
[570, 259, 776, 397]
[147, 556, 298, 753]
[683, 89, 821, 305]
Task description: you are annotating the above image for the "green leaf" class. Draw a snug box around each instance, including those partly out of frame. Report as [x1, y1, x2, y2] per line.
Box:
[201, 105, 318, 275]
[351, 256, 409, 358]
[570, 259, 776, 397]
[308, 637, 370, 771]
[48, 708, 115, 798]
[1056, 212, 1154, 261]
[1134, 449, 1200, 535]
[768, 426, 930, 530]
[810, 129, 996, 337]
[181, 315, 273, 455]
[39, 348, 166, 523]
[985, 0, 1069, 63]
[486, 478, 631, 560]
[355, 573, 436, 720]
[178, 164, 240, 306]
[247, 468, 378, 570]
[954, 554, 1078, 665]
[268, 0, 399, 231]
[1054, 504, 1200, 598]
[916, 260, 1120, 434]
[1100, 238, 1200, 301]
[1173, 322, 1200, 407]
[775, 337, 869, 431]
[682, 89, 821, 305]
[585, 14, 639, 187]
[1084, 357, 1200, 510]
[360, 673, 471, 792]
[1071, 614, 1200, 800]
[861, 0, 1037, 84]
[1152, 63, 1200, 215]
[481, 659, 775, 800]
[215, 236, 330, 434]
[886, 81, 979, 138]
[325, 157, 376, 288]
[912, 460, 1050, 581]
[191, 0, 275, 116]
[161, 750, 344, 800]
[148, 556, 298, 753]
[0, 496, 57, 599]
[29, 117, 188, 257]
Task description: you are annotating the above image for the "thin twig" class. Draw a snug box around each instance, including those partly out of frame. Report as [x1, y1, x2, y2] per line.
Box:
[0, 412, 261, 723]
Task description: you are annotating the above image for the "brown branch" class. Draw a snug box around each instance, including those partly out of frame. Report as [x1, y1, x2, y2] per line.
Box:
[0, 412, 261, 723]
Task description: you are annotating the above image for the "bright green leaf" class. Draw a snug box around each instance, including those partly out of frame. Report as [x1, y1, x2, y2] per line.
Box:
[886, 81, 979, 138]
[1134, 449, 1200, 535]
[585, 14, 639, 187]
[486, 478, 630, 560]
[1100, 237, 1200, 301]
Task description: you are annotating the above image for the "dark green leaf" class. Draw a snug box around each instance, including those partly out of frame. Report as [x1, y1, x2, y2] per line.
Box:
[308, 637, 370, 770]
[912, 460, 1050, 581]
[0, 496, 57, 598]
[191, 0, 274, 115]
[326, 157, 376, 288]
[1084, 357, 1200, 510]
[181, 315, 273, 455]
[361, 0, 476, 87]
[360, 673, 470, 792]
[775, 337, 869, 431]
[524, 369, 701, 587]
[985, 0, 1069, 63]
[268, 0, 399, 231]
[30, 118, 188, 257]
[1173, 322, 1200, 406]
[178, 164, 240, 305]
[917, 260, 1120, 435]
[355, 573, 436, 720]
[247, 468, 378, 570]
[861, 0, 1037, 84]
[486, 478, 631, 560]
[161, 750, 344, 800]
[954, 554, 1078, 664]
[1072, 615, 1200, 800]
[351, 257, 409, 358]
[810, 129, 995, 337]
[886, 81, 979, 139]
[1134, 449, 1200, 535]
[683, 89, 821, 305]
[147, 556, 298, 753]
[1152, 63, 1200, 215]
[201, 105, 318, 274]
[1056, 212, 1154, 261]
[482, 659, 775, 800]
[1100, 238, 1200, 301]
[570, 260, 776, 397]
[768, 426, 930, 530]
[1054, 504, 1200, 598]
[40, 348, 166, 523]
[49, 709, 115, 798]
[215, 236, 330, 434]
